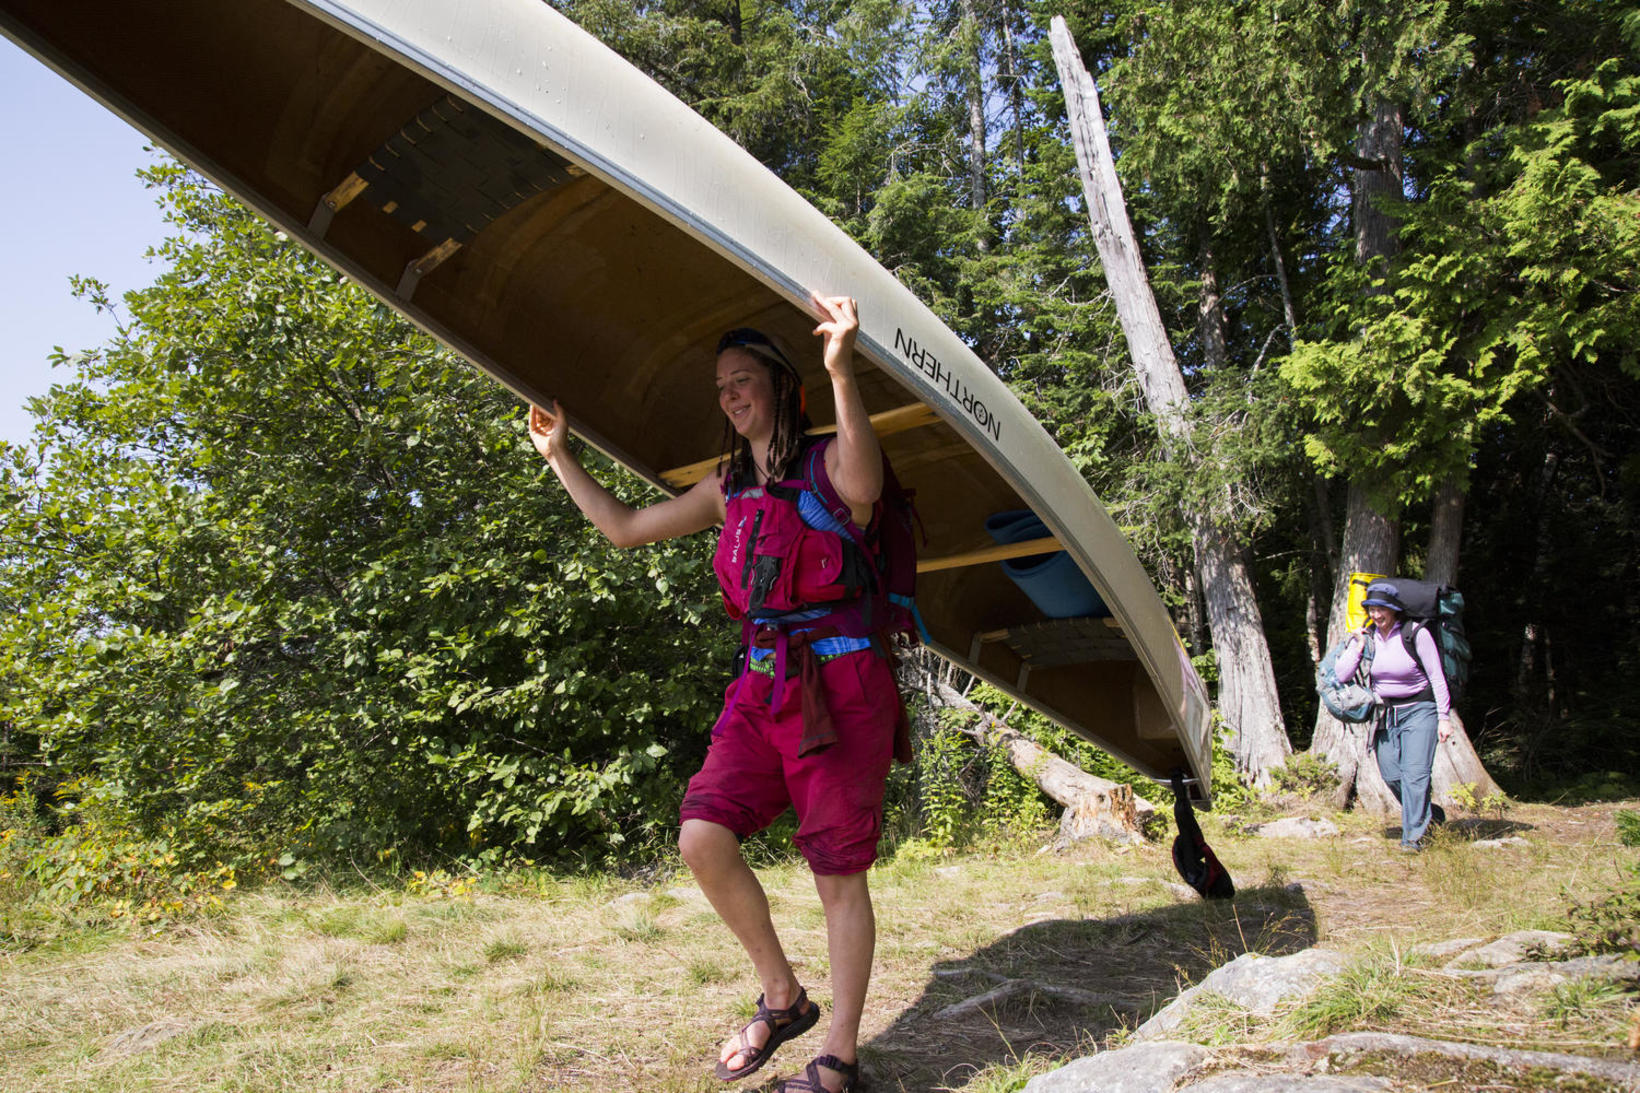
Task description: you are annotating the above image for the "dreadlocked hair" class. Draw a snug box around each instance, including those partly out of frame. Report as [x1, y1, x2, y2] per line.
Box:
[719, 357, 812, 491]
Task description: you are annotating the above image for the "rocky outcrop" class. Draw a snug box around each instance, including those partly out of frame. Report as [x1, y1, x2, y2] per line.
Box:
[1132, 949, 1348, 1041]
[1028, 934, 1640, 1092]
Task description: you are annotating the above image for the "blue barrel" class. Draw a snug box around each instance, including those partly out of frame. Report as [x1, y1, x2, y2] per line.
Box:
[985, 510, 1109, 619]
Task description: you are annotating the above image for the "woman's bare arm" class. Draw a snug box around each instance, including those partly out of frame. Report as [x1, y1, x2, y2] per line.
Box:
[529, 402, 725, 547]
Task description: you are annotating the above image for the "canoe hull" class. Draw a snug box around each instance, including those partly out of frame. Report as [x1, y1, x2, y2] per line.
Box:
[1, 0, 1214, 797]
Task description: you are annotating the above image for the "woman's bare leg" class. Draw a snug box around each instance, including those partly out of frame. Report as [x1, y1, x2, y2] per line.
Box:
[678, 818, 807, 1068]
[807, 869, 873, 1090]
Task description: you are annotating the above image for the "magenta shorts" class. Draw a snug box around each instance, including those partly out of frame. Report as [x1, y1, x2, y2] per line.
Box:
[679, 651, 901, 875]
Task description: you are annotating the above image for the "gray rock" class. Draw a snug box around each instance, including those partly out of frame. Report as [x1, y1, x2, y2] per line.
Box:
[1253, 818, 1341, 839]
[1493, 965, 1569, 995]
[1495, 954, 1640, 995]
[1474, 836, 1529, 849]
[1134, 949, 1348, 1040]
[609, 891, 651, 908]
[664, 886, 707, 902]
[1024, 1041, 1209, 1093]
[1185, 1076, 1391, 1092]
[1410, 937, 1487, 961]
[1447, 930, 1574, 968]
[1560, 954, 1640, 984]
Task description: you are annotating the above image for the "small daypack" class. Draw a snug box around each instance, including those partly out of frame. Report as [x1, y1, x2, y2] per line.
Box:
[800, 438, 926, 646]
[1381, 577, 1472, 702]
[1317, 634, 1377, 723]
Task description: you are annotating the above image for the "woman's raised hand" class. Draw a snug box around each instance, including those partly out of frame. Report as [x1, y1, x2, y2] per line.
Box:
[528, 401, 571, 463]
[812, 293, 859, 379]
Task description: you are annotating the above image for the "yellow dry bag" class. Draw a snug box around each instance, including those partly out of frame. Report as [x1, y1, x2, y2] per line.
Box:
[1345, 571, 1387, 632]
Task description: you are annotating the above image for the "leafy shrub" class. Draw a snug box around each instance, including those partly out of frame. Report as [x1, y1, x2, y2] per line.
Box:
[1268, 752, 1341, 798]
[2, 779, 240, 925]
[1, 172, 726, 872]
[1562, 861, 1640, 960]
[914, 724, 980, 850]
[1449, 781, 1509, 818]
[1615, 809, 1640, 847]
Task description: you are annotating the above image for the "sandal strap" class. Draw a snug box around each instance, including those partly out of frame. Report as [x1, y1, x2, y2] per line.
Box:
[756, 987, 810, 1024]
[778, 1054, 858, 1091]
[811, 1054, 858, 1081]
[740, 987, 810, 1044]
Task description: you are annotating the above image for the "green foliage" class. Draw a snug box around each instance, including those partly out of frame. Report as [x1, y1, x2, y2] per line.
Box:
[1207, 720, 1254, 812]
[1, 169, 727, 871]
[911, 724, 978, 850]
[1447, 782, 1508, 819]
[1561, 860, 1640, 961]
[0, 778, 239, 925]
[1267, 753, 1341, 799]
[1617, 810, 1640, 848]
[1280, 45, 1640, 501]
[1280, 950, 1419, 1039]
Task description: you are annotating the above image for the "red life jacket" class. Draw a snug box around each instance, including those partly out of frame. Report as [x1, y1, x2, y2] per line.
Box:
[712, 437, 879, 636]
[711, 437, 918, 764]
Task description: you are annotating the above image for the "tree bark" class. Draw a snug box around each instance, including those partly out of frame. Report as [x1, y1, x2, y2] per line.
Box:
[1425, 475, 1464, 586]
[1051, 18, 1292, 786]
[1307, 94, 1409, 815]
[1353, 98, 1404, 268]
[1303, 474, 1338, 665]
[998, 0, 1026, 171]
[1420, 474, 1502, 803]
[1265, 196, 1299, 338]
[1309, 482, 1400, 813]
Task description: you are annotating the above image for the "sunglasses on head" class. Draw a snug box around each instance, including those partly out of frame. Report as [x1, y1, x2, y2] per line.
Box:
[717, 328, 797, 374]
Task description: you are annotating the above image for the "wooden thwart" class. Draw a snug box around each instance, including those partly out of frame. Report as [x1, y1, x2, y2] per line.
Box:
[916, 535, 1061, 574]
[659, 401, 941, 488]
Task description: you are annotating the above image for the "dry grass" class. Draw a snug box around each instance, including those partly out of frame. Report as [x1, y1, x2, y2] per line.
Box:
[1, 800, 1635, 1092]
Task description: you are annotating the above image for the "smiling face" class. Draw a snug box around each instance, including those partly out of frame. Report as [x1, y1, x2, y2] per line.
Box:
[1367, 603, 1400, 631]
[716, 347, 776, 443]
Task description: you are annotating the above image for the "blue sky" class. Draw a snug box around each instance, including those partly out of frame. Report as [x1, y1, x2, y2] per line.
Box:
[0, 35, 173, 447]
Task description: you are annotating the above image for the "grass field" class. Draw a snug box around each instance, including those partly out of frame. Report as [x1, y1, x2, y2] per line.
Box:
[3, 799, 1635, 1092]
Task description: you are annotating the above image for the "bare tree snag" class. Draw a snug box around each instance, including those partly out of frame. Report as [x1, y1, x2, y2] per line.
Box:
[1050, 17, 1291, 788]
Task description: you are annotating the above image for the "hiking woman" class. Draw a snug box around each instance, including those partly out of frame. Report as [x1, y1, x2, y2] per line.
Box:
[1333, 579, 1452, 851]
[527, 294, 906, 1093]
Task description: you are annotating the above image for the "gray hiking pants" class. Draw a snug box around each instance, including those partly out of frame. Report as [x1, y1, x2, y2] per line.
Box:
[1374, 698, 1438, 847]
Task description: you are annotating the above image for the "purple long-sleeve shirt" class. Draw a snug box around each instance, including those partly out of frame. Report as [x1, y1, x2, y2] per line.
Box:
[1334, 622, 1451, 718]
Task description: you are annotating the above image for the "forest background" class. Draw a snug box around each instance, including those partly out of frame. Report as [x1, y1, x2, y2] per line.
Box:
[1, 0, 1637, 905]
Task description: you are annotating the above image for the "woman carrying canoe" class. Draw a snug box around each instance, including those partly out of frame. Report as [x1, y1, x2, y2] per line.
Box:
[527, 294, 907, 1093]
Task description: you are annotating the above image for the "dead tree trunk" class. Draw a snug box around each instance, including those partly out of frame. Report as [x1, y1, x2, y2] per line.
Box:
[929, 678, 1151, 846]
[1050, 17, 1291, 787]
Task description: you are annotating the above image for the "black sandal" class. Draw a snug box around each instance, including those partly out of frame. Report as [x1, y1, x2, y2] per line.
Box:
[776, 1054, 860, 1092]
[713, 987, 821, 1082]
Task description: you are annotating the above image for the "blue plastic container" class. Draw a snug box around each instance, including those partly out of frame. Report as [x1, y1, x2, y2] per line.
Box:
[984, 510, 1109, 619]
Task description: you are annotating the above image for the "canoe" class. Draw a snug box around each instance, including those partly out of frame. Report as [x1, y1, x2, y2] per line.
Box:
[0, 0, 1214, 798]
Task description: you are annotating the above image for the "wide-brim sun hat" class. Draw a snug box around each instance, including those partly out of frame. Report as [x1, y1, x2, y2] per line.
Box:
[1361, 579, 1405, 611]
